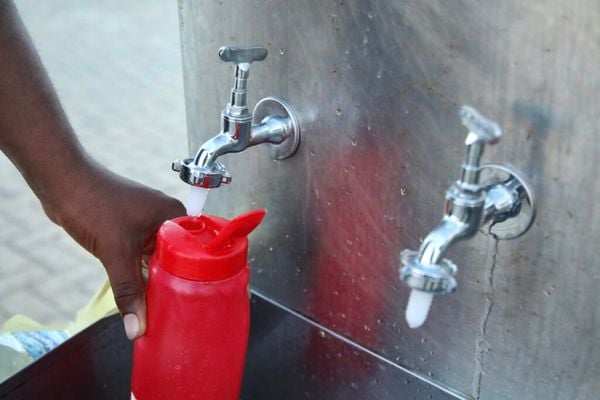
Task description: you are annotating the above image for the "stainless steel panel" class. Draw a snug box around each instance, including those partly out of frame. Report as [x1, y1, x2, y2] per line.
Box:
[178, 1, 600, 398]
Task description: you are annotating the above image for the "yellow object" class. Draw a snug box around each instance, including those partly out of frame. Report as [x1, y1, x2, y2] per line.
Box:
[1, 280, 117, 335]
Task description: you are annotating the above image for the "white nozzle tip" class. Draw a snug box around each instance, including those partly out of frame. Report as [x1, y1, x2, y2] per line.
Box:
[405, 290, 434, 329]
[186, 187, 209, 217]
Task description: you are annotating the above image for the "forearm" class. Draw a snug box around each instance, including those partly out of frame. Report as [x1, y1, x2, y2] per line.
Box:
[0, 1, 90, 210]
[0, 1, 187, 338]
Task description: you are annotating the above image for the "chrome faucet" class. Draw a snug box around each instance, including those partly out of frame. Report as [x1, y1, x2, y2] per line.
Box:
[400, 106, 536, 328]
[172, 45, 301, 189]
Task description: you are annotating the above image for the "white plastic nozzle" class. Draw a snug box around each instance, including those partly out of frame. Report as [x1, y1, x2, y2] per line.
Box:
[405, 289, 434, 329]
[186, 187, 209, 217]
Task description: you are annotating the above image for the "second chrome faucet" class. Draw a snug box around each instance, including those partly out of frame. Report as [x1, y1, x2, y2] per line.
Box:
[400, 106, 536, 328]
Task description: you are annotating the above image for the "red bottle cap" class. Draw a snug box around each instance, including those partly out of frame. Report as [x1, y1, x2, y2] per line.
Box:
[154, 210, 266, 282]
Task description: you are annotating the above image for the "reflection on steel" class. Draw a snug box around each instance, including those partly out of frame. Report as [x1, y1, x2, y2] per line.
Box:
[242, 291, 472, 400]
[172, 45, 300, 189]
[178, 0, 600, 398]
[400, 106, 535, 328]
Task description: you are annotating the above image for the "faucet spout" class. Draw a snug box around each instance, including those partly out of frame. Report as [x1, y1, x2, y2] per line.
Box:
[417, 216, 470, 266]
[193, 114, 289, 169]
[193, 132, 237, 169]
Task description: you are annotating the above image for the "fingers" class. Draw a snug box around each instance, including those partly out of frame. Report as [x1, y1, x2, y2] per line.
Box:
[104, 194, 184, 341]
[140, 196, 185, 253]
[104, 250, 147, 340]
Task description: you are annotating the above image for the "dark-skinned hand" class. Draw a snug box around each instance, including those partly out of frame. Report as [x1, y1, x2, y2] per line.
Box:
[43, 161, 185, 339]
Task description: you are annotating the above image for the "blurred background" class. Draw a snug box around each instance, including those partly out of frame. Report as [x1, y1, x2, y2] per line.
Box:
[0, 0, 188, 325]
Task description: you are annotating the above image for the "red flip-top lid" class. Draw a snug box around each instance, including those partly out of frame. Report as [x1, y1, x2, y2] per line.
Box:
[154, 210, 266, 282]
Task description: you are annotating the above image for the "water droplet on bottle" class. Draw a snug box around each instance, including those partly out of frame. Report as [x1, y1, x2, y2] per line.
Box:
[335, 108, 343, 116]
[279, 48, 285, 55]
[351, 138, 357, 146]
[367, 12, 375, 19]
[318, 330, 326, 338]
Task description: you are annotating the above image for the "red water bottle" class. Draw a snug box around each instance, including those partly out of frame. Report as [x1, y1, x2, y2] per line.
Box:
[131, 209, 266, 400]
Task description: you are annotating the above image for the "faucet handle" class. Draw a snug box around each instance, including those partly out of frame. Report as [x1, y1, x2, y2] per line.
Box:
[460, 106, 502, 145]
[457, 106, 502, 186]
[218, 45, 268, 65]
[219, 45, 269, 115]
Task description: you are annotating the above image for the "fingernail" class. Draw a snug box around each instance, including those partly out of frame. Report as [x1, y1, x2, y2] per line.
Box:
[123, 313, 141, 340]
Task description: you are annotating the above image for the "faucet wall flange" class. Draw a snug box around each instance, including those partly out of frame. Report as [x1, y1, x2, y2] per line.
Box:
[252, 97, 301, 160]
[479, 163, 536, 240]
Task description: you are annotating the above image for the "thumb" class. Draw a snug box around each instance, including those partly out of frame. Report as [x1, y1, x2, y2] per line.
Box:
[105, 252, 147, 340]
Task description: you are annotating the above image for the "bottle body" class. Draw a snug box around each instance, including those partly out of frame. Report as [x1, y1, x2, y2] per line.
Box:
[131, 255, 250, 400]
